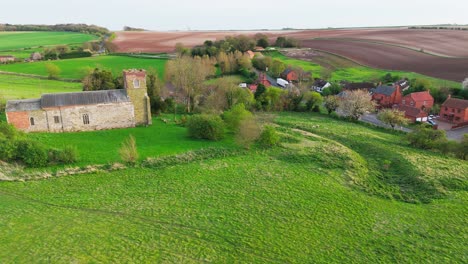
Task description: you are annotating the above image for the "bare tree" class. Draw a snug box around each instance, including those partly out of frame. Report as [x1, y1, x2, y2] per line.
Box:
[338, 90, 376, 120]
[462, 77, 468, 90]
[165, 56, 214, 113]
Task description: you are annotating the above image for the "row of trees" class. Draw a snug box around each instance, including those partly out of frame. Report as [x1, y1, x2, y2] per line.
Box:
[0, 23, 110, 36]
[189, 34, 301, 57]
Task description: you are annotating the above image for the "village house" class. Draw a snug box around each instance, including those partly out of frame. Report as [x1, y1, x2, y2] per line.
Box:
[0, 55, 15, 64]
[439, 95, 468, 125]
[401, 91, 434, 111]
[5, 69, 152, 132]
[396, 91, 434, 122]
[372, 84, 402, 108]
[280, 69, 298, 82]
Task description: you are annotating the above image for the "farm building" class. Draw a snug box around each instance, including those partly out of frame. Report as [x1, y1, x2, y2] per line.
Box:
[372, 84, 402, 108]
[0, 55, 15, 63]
[401, 91, 434, 111]
[439, 95, 468, 125]
[312, 79, 331, 92]
[5, 69, 152, 132]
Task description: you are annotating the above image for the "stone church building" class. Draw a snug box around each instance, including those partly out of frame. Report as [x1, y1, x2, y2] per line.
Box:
[6, 69, 151, 132]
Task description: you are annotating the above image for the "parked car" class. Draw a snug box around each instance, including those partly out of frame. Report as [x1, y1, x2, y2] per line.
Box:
[427, 120, 437, 126]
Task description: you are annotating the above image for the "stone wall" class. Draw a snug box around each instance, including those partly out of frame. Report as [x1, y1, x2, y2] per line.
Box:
[56, 102, 136, 132]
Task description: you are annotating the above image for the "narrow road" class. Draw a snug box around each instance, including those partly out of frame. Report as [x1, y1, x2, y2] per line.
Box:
[360, 113, 412, 132]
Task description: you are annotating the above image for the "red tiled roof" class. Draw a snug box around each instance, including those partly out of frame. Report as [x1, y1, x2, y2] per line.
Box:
[398, 105, 426, 117]
[407, 91, 433, 102]
[442, 98, 468, 109]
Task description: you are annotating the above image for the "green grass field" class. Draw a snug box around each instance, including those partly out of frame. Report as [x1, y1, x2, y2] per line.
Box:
[0, 32, 97, 52]
[0, 55, 167, 80]
[266, 51, 460, 88]
[0, 113, 466, 262]
[0, 74, 81, 100]
[29, 117, 237, 166]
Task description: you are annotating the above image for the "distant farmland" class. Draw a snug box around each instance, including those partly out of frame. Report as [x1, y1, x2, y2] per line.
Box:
[0, 56, 167, 80]
[111, 28, 468, 81]
[0, 32, 98, 51]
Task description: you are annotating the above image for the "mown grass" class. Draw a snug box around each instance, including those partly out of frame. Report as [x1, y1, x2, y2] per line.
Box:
[0, 55, 167, 80]
[0, 32, 97, 52]
[267, 51, 460, 88]
[0, 113, 466, 262]
[29, 117, 237, 166]
[0, 74, 81, 100]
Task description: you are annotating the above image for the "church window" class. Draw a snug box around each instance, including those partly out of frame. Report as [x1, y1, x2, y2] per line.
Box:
[133, 79, 140, 88]
[83, 114, 90, 125]
[30, 117, 35, 126]
[54, 116, 60, 124]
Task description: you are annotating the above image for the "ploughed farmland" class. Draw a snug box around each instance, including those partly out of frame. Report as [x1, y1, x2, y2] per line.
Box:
[300, 39, 468, 82]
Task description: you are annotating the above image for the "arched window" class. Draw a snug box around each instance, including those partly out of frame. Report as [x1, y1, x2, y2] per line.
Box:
[133, 79, 140, 88]
[82, 114, 90, 125]
[30, 117, 35, 126]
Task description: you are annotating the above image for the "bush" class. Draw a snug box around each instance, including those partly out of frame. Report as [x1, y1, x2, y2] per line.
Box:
[0, 139, 17, 161]
[223, 103, 253, 131]
[407, 125, 447, 149]
[16, 140, 48, 167]
[187, 114, 225, 141]
[49, 145, 78, 164]
[0, 122, 21, 140]
[258, 125, 280, 147]
[119, 135, 139, 165]
[236, 118, 261, 149]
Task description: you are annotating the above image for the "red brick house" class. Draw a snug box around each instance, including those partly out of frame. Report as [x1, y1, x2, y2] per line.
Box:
[258, 73, 272, 87]
[280, 69, 298, 82]
[440, 95, 468, 124]
[396, 105, 428, 122]
[401, 91, 434, 111]
[372, 85, 402, 108]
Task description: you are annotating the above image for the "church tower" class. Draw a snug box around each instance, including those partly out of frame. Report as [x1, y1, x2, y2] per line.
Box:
[123, 69, 152, 126]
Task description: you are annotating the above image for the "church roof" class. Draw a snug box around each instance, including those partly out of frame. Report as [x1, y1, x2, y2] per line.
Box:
[6, 99, 41, 112]
[6, 89, 130, 112]
[41, 89, 130, 108]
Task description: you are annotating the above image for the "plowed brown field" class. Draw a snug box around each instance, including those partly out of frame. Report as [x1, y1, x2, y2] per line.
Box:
[300, 39, 468, 81]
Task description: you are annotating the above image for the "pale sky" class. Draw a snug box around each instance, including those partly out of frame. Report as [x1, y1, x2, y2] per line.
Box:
[1, 0, 467, 31]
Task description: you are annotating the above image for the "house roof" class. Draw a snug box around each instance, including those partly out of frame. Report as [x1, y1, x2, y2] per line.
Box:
[6, 98, 41, 112]
[395, 79, 410, 89]
[282, 69, 293, 75]
[342, 82, 375, 90]
[442, 98, 468, 109]
[373, 85, 396, 96]
[41, 89, 130, 108]
[312, 79, 329, 88]
[406, 91, 433, 102]
[397, 105, 426, 117]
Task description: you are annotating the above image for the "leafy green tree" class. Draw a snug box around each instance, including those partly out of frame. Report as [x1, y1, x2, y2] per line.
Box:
[45, 63, 61, 79]
[321, 83, 342, 96]
[305, 91, 323, 112]
[82, 68, 115, 91]
[377, 109, 409, 129]
[265, 87, 287, 111]
[270, 60, 286, 78]
[258, 125, 280, 147]
[223, 103, 253, 131]
[257, 38, 269, 48]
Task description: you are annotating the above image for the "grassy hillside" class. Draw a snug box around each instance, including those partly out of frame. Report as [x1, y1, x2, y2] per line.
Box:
[266, 51, 460, 88]
[0, 113, 466, 262]
[0, 74, 81, 100]
[0, 32, 97, 51]
[0, 55, 167, 79]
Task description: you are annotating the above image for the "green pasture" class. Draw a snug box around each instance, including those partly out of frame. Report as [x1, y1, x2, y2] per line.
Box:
[0, 55, 167, 80]
[0, 32, 97, 52]
[0, 74, 81, 100]
[0, 113, 466, 262]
